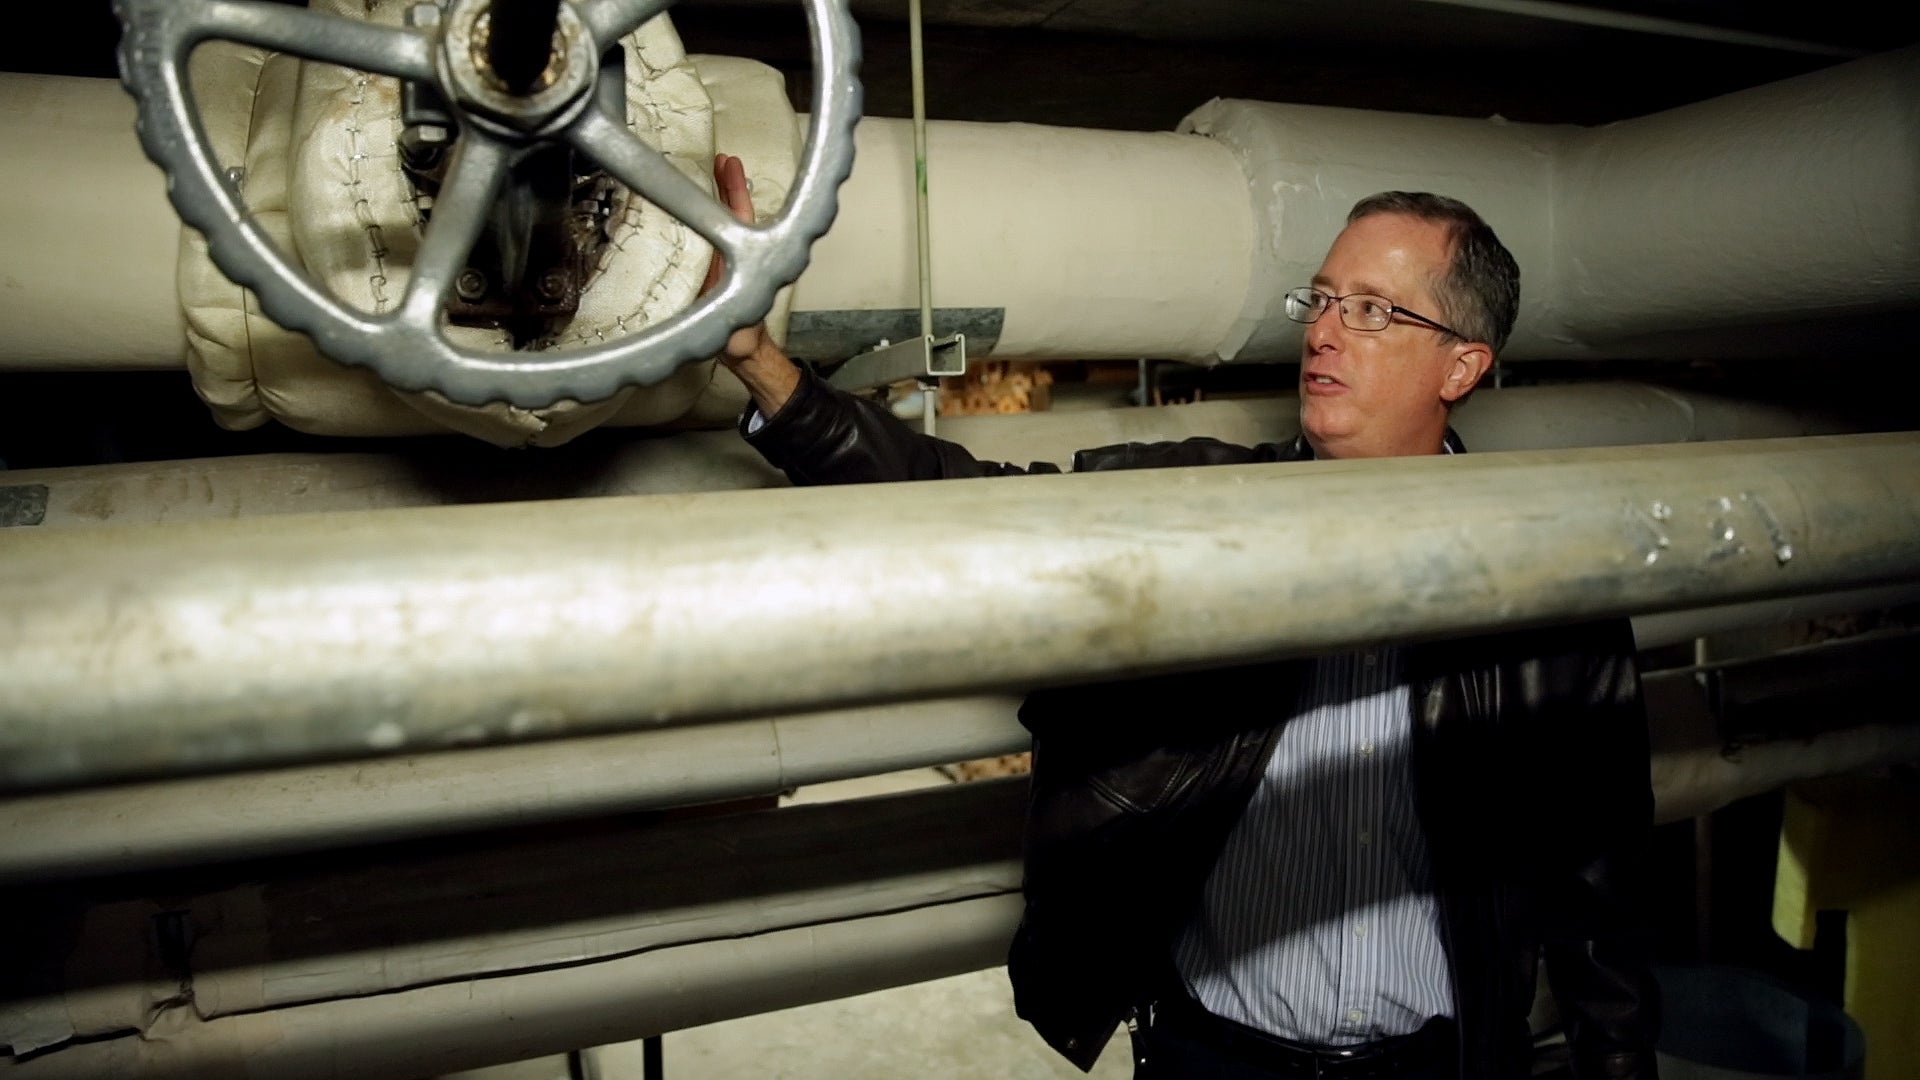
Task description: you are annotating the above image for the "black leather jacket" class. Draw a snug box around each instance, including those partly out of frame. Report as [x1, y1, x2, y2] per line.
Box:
[745, 369, 1661, 1080]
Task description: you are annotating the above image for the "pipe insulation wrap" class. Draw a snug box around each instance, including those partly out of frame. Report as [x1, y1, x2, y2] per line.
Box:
[790, 116, 1256, 360]
[1178, 44, 1920, 362]
[2, 434, 1918, 792]
[3, 44, 1916, 404]
[1176, 98, 1568, 361]
[0, 74, 183, 369]
[1554, 44, 1920, 340]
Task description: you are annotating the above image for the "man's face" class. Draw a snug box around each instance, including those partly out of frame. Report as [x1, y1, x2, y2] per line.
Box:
[1298, 212, 1489, 459]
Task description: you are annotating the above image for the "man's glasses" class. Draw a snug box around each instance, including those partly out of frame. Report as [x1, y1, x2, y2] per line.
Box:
[1283, 287, 1464, 340]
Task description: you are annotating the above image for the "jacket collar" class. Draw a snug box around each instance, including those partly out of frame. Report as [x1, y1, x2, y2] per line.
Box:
[1290, 428, 1468, 460]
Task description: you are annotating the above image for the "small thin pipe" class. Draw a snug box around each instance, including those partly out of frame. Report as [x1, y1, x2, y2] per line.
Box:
[0, 697, 1026, 884]
[1407, 0, 1867, 58]
[908, 0, 935, 341]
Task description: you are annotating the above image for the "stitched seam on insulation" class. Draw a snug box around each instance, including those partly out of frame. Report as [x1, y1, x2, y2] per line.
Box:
[345, 73, 394, 313]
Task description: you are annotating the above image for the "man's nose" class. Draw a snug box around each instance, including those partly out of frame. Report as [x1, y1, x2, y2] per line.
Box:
[1305, 303, 1344, 351]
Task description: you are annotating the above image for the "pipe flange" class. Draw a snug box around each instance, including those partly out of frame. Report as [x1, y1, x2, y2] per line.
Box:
[113, 0, 862, 408]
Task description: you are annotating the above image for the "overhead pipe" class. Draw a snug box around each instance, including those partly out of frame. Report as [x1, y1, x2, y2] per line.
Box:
[8, 710, 1917, 1077]
[5, 780, 1026, 1058]
[1177, 43, 1920, 363]
[8, 45, 1914, 383]
[0, 894, 1025, 1080]
[13, 681, 1917, 1052]
[0, 74, 181, 369]
[3, 433, 1918, 793]
[1407, 0, 1867, 58]
[2, 382, 1884, 531]
[0, 695, 1026, 884]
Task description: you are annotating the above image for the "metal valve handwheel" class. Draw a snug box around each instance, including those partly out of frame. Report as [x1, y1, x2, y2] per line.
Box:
[115, 0, 861, 408]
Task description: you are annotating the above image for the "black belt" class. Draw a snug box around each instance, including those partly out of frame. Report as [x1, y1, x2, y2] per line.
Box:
[1147, 990, 1457, 1079]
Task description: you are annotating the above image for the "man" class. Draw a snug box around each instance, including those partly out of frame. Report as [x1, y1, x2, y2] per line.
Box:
[706, 153, 1660, 1079]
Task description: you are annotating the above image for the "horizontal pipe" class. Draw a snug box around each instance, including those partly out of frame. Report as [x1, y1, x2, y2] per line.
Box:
[1409, 0, 1867, 58]
[3, 433, 1918, 792]
[1652, 722, 1920, 823]
[1631, 583, 1920, 651]
[3, 382, 1880, 530]
[0, 893, 1024, 1080]
[8, 708, 1914, 1074]
[5, 780, 1026, 1055]
[0, 75, 183, 370]
[6, 571, 1917, 882]
[5, 575, 1915, 883]
[18, 675, 1911, 1040]
[0, 696, 1026, 885]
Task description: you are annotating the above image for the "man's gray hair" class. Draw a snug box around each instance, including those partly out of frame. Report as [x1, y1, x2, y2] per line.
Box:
[1347, 192, 1520, 354]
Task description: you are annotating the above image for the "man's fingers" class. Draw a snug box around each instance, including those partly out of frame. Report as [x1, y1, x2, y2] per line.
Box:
[717, 154, 756, 223]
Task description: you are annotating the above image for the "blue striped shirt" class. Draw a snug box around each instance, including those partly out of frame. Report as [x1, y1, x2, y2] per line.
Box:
[1173, 646, 1455, 1046]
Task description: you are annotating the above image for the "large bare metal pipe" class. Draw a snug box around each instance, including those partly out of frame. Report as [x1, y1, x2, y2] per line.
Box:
[3, 433, 1917, 792]
[0, 573, 1911, 884]
[6, 596, 1917, 884]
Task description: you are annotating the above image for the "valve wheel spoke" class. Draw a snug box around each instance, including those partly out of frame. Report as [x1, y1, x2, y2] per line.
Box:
[579, 0, 679, 50]
[567, 108, 755, 261]
[402, 131, 517, 324]
[195, 0, 437, 82]
[115, 0, 862, 409]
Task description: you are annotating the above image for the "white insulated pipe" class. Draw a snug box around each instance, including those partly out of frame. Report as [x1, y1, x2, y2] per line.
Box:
[0, 74, 184, 370]
[5, 46, 1911, 374]
[1551, 47, 1920, 344]
[1175, 43, 1920, 362]
[790, 114, 1254, 360]
[3, 433, 1918, 792]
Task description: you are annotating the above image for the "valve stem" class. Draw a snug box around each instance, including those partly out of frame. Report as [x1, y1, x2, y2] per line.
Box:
[487, 0, 563, 96]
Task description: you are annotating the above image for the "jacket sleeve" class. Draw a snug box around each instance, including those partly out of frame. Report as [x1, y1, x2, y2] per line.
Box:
[1537, 619, 1663, 1080]
[742, 365, 1304, 486]
[742, 366, 1061, 484]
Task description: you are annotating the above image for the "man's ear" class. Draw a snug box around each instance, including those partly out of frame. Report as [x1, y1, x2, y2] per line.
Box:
[1440, 343, 1494, 403]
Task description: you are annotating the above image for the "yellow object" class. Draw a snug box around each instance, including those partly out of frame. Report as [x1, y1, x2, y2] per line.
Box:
[1773, 774, 1920, 1080]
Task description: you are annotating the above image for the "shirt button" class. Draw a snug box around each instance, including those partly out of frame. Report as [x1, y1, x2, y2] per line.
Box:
[1348, 1009, 1366, 1024]
[1358, 829, 1372, 845]
[1359, 740, 1375, 757]
[1354, 923, 1368, 938]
